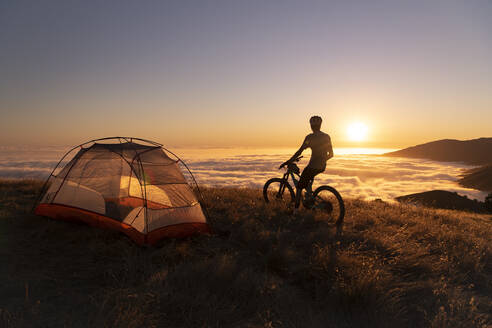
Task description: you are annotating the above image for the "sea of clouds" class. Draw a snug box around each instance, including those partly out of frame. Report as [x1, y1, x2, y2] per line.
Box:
[0, 146, 487, 202]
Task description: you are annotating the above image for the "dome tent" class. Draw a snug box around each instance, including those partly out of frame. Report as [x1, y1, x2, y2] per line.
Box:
[34, 137, 209, 245]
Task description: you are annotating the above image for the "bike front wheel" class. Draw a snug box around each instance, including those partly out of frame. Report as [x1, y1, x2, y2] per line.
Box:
[312, 186, 345, 224]
[263, 178, 295, 204]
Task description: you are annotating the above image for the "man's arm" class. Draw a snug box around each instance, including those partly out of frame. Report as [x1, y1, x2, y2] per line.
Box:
[279, 137, 308, 169]
[327, 137, 333, 160]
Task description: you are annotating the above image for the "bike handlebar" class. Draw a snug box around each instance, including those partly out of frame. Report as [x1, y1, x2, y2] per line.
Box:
[279, 156, 303, 170]
[279, 156, 303, 171]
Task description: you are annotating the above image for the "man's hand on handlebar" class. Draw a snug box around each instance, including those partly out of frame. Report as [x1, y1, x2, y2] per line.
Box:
[279, 161, 289, 169]
[279, 156, 302, 169]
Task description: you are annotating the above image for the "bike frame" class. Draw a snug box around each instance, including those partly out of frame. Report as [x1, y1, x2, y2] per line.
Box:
[281, 164, 314, 199]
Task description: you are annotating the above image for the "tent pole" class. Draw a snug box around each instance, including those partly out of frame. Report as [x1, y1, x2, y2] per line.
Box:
[31, 145, 83, 211]
[159, 146, 209, 218]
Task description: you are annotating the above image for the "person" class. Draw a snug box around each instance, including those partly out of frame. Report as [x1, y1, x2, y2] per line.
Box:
[279, 115, 333, 209]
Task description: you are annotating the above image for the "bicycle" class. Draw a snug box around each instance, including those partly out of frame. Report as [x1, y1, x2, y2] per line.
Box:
[263, 156, 345, 224]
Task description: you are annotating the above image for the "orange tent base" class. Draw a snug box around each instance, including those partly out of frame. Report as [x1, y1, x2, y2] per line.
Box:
[35, 203, 211, 245]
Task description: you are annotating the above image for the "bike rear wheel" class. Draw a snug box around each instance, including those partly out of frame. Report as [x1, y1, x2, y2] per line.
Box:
[312, 186, 345, 224]
[263, 178, 295, 204]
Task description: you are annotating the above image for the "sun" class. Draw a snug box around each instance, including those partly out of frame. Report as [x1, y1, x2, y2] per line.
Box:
[347, 122, 369, 142]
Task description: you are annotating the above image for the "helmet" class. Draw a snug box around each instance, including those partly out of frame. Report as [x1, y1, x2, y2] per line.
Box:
[309, 116, 322, 125]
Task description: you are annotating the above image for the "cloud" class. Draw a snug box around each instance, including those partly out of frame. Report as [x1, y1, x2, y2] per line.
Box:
[0, 147, 487, 201]
[185, 153, 487, 201]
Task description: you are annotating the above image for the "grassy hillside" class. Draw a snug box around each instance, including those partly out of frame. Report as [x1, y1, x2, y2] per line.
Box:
[1, 180, 491, 328]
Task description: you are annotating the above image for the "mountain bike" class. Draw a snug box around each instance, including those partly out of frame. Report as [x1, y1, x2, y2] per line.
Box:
[263, 156, 345, 224]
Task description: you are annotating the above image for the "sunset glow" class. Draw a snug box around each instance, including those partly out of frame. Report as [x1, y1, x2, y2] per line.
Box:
[347, 122, 369, 142]
[0, 1, 491, 148]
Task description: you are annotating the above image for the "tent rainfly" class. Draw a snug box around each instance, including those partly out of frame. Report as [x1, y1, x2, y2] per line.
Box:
[34, 137, 209, 245]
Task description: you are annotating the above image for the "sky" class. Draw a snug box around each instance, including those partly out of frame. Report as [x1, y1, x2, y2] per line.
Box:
[1, 0, 491, 148]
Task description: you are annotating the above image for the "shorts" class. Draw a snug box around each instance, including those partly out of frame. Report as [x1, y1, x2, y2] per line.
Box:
[298, 166, 324, 189]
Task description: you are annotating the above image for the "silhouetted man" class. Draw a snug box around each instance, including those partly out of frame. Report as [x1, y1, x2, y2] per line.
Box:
[280, 116, 333, 209]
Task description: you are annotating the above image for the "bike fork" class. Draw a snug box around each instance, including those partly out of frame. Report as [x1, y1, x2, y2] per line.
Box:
[276, 183, 284, 198]
[276, 178, 287, 198]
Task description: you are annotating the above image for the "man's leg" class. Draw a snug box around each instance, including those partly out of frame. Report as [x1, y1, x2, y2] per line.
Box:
[295, 186, 303, 209]
[305, 180, 314, 197]
[296, 167, 315, 209]
[296, 167, 324, 209]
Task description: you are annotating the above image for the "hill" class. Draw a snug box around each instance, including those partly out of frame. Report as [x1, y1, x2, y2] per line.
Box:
[395, 190, 488, 213]
[384, 137, 492, 165]
[459, 165, 492, 192]
[1, 180, 491, 327]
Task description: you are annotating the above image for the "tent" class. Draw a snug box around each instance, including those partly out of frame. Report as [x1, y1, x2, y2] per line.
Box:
[34, 137, 209, 245]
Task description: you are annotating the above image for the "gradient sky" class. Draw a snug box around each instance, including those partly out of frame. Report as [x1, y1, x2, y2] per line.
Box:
[1, 0, 491, 148]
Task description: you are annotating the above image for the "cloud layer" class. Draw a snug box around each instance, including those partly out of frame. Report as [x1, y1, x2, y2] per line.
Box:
[0, 147, 487, 201]
[185, 153, 487, 201]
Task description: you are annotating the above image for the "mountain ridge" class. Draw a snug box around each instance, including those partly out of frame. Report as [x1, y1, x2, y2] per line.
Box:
[384, 137, 492, 165]
[395, 189, 489, 213]
[459, 165, 492, 192]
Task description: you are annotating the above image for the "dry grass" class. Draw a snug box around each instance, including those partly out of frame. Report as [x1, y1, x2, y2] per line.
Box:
[1, 180, 491, 327]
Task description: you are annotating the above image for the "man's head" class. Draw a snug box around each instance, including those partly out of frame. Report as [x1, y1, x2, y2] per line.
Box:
[309, 116, 322, 132]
